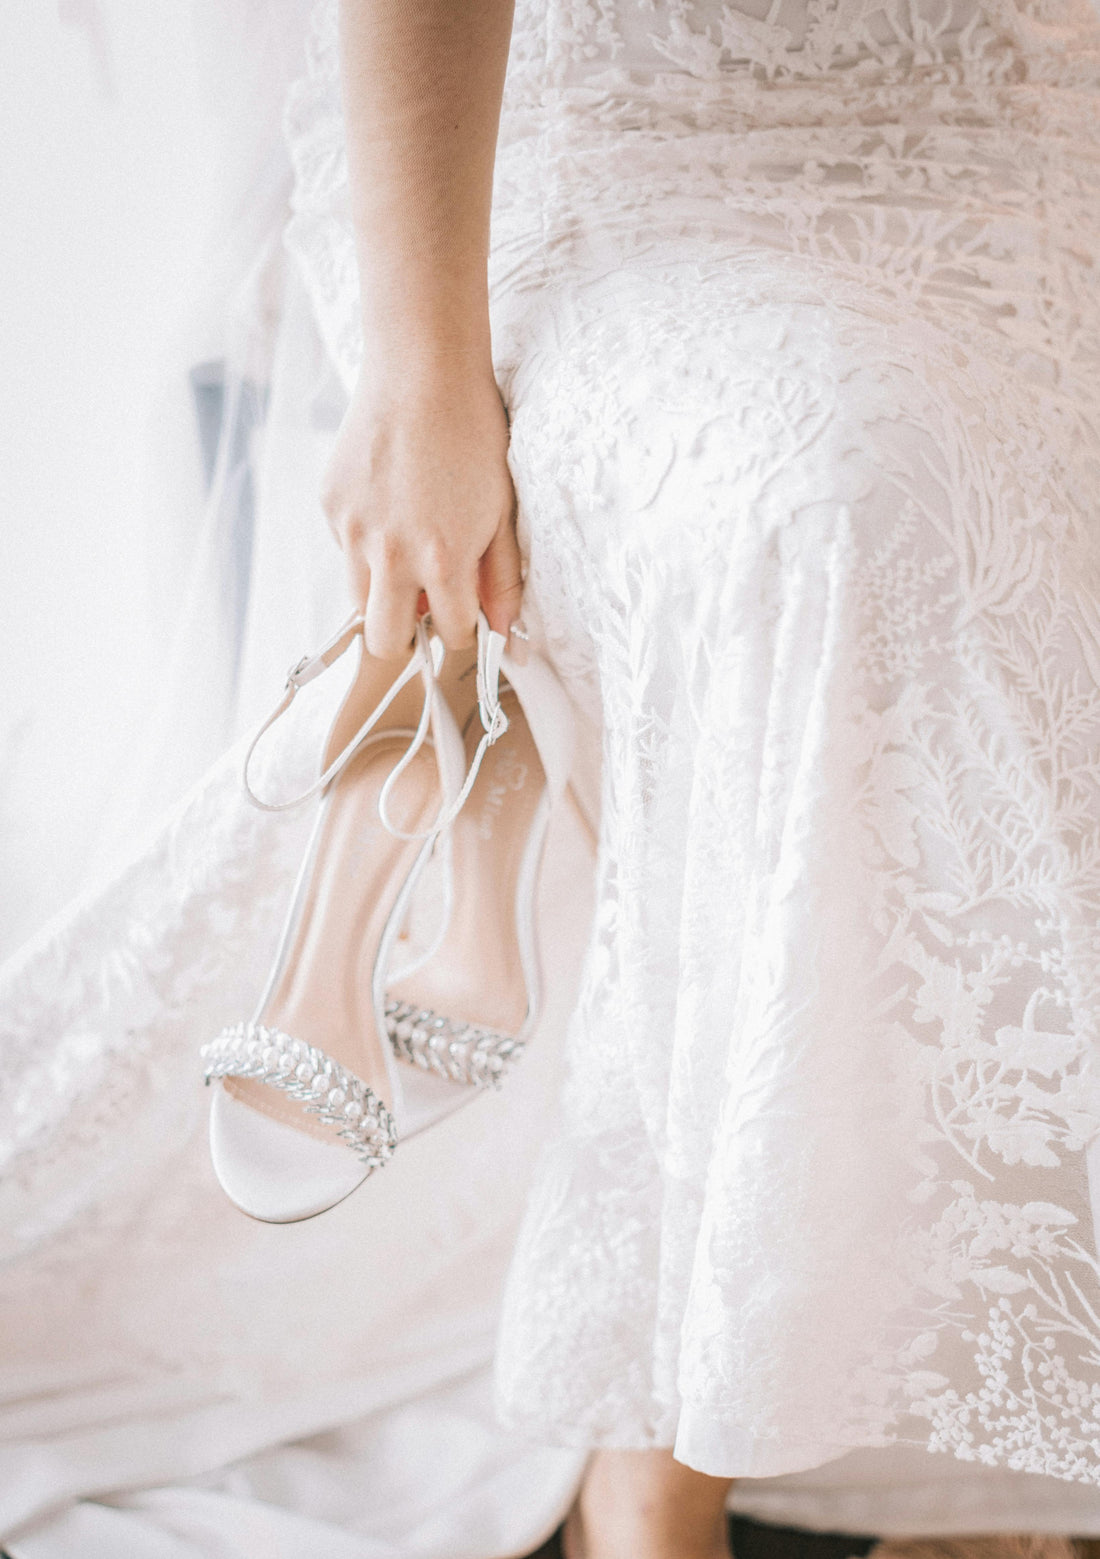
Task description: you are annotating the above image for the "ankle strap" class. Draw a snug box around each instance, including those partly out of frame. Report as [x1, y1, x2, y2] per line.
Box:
[241, 611, 526, 845]
[242, 613, 442, 813]
[477, 615, 510, 743]
[377, 613, 511, 842]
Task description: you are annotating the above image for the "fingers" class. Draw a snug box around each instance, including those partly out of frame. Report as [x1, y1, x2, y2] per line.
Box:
[479, 516, 524, 638]
[359, 519, 522, 658]
[340, 522, 372, 616]
[334, 508, 518, 660]
[347, 540, 482, 658]
[422, 559, 481, 650]
[361, 559, 420, 661]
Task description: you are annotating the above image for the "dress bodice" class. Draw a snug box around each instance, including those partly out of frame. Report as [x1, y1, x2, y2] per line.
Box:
[282, 0, 1100, 414]
[516, 0, 986, 83]
[510, 0, 1097, 80]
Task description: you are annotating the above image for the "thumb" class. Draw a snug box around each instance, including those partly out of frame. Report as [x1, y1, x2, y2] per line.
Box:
[479, 515, 524, 639]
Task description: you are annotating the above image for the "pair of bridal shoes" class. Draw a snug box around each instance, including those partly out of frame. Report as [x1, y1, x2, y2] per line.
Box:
[201, 609, 574, 1223]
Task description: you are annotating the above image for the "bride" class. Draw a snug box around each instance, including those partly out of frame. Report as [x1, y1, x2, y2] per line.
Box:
[3, 0, 1100, 1553]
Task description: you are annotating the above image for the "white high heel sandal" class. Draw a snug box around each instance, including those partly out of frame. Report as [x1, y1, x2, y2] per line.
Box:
[202, 613, 473, 1223]
[201, 611, 575, 1224]
[382, 613, 576, 1089]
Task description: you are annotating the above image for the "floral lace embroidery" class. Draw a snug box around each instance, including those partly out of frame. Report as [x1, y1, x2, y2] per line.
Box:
[283, 0, 1100, 1482]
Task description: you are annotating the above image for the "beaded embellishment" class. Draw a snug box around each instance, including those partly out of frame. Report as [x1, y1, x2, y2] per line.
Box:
[384, 999, 523, 1089]
[201, 1023, 397, 1166]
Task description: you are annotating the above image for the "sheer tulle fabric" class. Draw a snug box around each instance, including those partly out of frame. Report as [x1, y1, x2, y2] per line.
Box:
[0, 7, 585, 1555]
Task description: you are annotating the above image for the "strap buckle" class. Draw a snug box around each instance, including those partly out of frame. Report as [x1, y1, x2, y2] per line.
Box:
[286, 652, 321, 690]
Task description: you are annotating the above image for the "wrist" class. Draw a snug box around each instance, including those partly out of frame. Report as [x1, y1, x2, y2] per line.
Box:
[356, 326, 497, 393]
[356, 256, 491, 356]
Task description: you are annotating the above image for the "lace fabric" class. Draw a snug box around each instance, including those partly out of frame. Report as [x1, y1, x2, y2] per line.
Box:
[285, 0, 1100, 1485]
[494, 257, 1100, 1477]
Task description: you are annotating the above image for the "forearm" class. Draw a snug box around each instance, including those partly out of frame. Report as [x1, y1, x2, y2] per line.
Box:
[338, 0, 515, 371]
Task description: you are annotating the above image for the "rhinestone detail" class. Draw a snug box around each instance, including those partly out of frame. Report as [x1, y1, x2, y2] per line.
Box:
[201, 1023, 397, 1167]
[384, 1000, 523, 1089]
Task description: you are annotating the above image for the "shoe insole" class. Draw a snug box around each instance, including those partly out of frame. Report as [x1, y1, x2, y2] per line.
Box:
[386, 685, 545, 1040]
[224, 651, 450, 1142]
[226, 646, 542, 1145]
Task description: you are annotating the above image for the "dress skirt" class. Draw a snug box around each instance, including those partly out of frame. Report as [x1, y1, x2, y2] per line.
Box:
[440, 8, 1100, 1478]
[493, 246, 1100, 1475]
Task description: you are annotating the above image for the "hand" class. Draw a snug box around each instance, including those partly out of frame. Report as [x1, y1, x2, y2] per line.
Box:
[321, 354, 523, 657]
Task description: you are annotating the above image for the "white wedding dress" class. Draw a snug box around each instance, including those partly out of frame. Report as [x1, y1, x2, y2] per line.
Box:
[4, 0, 1100, 1551]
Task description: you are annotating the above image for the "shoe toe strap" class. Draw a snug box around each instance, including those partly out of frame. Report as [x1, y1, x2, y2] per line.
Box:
[384, 999, 525, 1089]
[201, 1023, 397, 1165]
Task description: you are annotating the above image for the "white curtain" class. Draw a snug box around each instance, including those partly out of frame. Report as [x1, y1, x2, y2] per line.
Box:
[0, 0, 315, 959]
